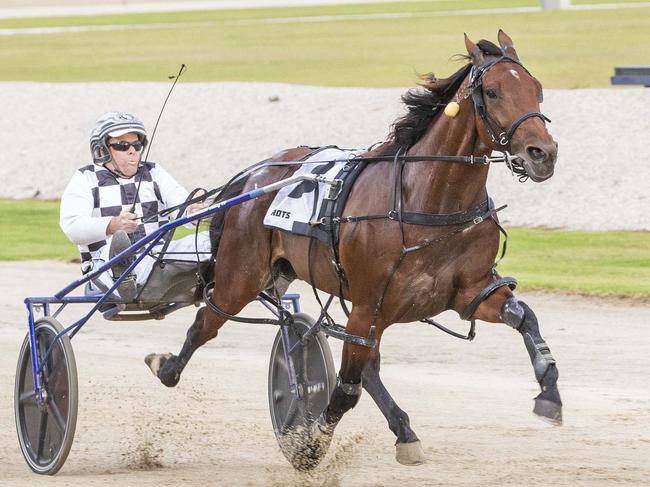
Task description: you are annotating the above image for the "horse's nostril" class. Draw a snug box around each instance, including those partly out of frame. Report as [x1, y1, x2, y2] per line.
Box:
[527, 146, 546, 161]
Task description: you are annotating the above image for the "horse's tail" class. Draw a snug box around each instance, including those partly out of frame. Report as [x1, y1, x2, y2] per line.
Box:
[194, 174, 251, 301]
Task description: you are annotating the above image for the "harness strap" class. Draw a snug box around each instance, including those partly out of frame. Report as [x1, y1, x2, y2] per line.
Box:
[153, 188, 206, 267]
[505, 112, 551, 142]
[421, 317, 476, 341]
[392, 148, 405, 223]
[202, 282, 280, 325]
[337, 214, 388, 223]
[149, 186, 221, 223]
[307, 236, 338, 324]
[460, 276, 518, 321]
[491, 210, 510, 265]
[394, 198, 490, 226]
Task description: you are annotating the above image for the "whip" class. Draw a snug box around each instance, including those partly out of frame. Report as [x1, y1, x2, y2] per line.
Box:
[129, 63, 187, 213]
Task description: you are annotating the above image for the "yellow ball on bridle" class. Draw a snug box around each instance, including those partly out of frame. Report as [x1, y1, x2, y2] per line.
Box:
[444, 101, 460, 118]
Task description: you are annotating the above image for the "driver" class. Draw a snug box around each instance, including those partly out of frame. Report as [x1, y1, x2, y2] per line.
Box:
[60, 111, 210, 301]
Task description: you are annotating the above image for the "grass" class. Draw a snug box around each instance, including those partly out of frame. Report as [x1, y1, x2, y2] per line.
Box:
[497, 229, 650, 296]
[0, 199, 198, 262]
[1, 199, 648, 297]
[0, 0, 648, 87]
[0, 200, 77, 261]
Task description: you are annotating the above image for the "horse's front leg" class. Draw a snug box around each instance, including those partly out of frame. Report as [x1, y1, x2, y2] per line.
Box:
[362, 342, 426, 465]
[470, 288, 563, 424]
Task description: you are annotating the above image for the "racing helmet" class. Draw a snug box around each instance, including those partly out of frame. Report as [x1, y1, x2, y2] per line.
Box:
[89, 111, 148, 165]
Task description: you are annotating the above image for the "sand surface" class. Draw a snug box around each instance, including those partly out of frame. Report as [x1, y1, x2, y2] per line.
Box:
[1, 261, 649, 485]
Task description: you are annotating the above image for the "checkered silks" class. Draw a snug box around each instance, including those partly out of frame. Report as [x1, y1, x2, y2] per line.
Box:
[77, 162, 165, 272]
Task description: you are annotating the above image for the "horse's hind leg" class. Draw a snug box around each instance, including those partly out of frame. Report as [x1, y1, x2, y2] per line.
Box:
[306, 306, 375, 457]
[145, 304, 224, 387]
[362, 343, 426, 465]
[471, 289, 562, 424]
[146, 220, 270, 387]
[145, 275, 262, 387]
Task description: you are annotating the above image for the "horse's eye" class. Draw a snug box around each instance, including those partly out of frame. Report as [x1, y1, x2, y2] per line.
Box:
[485, 89, 498, 99]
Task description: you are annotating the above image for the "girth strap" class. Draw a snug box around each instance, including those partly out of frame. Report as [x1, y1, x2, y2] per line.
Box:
[460, 276, 518, 321]
[392, 198, 490, 226]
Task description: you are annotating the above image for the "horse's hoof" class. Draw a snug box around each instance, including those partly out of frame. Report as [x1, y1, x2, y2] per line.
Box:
[158, 356, 182, 387]
[145, 353, 171, 376]
[144, 353, 175, 383]
[533, 397, 563, 425]
[395, 440, 426, 465]
[278, 422, 333, 471]
[307, 421, 335, 462]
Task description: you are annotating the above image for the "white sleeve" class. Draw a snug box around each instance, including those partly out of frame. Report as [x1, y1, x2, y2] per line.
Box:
[59, 171, 113, 245]
[153, 164, 190, 214]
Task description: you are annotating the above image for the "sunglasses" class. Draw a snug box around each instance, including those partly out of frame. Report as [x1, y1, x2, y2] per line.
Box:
[109, 140, 144, 152]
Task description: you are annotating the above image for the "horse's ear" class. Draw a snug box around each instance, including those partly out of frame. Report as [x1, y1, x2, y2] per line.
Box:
[464, 33, 484, 65]
[497, 29, 519, 60]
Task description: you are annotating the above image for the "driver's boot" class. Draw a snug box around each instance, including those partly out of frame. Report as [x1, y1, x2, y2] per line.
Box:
[109, 230, 137, 302]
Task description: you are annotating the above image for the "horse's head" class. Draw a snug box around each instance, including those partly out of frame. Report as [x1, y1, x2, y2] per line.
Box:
[465, 31, 557, 182]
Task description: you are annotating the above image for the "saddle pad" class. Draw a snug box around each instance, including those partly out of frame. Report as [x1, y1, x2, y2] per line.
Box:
[263, 147, 361, 238]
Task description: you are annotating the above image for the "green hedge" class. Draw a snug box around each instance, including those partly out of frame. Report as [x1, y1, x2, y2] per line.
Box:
[0, 1, 648, 87]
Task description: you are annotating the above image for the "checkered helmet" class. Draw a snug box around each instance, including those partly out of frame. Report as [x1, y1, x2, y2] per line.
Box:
[90, 111, 148, 165]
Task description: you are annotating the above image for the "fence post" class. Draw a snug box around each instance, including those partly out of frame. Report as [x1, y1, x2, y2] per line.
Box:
[540, 0, 570, 9]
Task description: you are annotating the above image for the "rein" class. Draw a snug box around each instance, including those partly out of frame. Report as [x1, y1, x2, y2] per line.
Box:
[139, 152, 518, 224]
[145, 51, 547, 224]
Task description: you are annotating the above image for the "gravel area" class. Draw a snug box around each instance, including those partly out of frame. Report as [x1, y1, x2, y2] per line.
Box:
[2, 82, 648, 230]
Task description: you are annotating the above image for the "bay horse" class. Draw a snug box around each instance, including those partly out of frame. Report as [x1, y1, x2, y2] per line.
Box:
[146, 31, 561, 466]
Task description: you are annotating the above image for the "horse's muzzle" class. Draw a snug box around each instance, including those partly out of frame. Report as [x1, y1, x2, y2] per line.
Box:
[519, 140, 557, 182]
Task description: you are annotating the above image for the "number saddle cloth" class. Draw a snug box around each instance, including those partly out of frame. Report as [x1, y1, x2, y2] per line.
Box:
[263, 146, 367, 244]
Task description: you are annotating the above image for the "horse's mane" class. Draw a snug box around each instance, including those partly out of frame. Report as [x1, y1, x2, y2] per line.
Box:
[381, 40, 503, 154]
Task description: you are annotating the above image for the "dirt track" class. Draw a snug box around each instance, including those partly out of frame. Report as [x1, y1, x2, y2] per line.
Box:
[1, 260, 649, 486]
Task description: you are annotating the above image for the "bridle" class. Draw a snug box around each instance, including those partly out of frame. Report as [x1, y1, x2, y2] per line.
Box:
[468, 54, 551, 154]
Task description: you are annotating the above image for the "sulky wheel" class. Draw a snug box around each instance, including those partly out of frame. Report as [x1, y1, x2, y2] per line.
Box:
[15, 317, 78, 475]
[268, 313, 336, 471]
